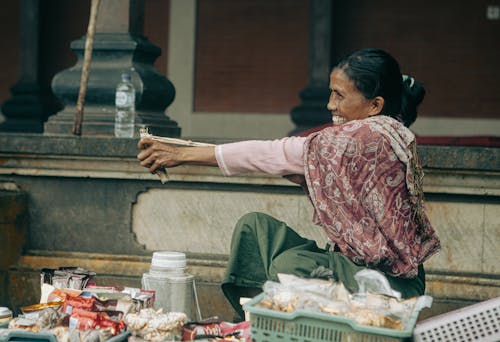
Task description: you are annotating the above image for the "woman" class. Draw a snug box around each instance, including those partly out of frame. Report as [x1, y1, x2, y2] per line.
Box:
[137, 48, 441, 320]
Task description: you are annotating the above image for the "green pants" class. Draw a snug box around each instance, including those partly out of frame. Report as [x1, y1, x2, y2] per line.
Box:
[221, 212, 425, 319]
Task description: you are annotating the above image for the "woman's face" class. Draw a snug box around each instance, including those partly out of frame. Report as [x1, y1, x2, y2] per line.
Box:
[327, 68, 379, 125]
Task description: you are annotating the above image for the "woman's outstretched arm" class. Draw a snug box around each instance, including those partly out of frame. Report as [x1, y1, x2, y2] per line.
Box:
[138, 136, 306, 177]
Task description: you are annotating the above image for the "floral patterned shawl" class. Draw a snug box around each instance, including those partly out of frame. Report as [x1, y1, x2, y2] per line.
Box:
[304, 115, 441, 278]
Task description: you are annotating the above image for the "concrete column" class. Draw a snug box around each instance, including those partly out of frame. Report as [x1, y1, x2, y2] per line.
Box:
[289, 0, 332, 135]
[44, 0, 180, 137]
[167, 0, 197, 137]
[0, 0, 61, 133]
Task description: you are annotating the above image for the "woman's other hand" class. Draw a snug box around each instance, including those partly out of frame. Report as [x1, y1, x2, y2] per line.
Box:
[137, 137, 183, 173]
[137, 137, 218, 174]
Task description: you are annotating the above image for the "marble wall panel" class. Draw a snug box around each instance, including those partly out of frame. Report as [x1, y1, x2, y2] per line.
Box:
[132, 188, 498, 276]
[132, 189, 321, 254]
[483, 203, 500, 274]
[424, 200, 484, 273]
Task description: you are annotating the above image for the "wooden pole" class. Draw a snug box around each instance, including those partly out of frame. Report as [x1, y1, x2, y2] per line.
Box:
[72, 0, 101, 136]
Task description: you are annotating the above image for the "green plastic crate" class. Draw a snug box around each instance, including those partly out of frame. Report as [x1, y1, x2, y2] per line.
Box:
[243, 293, 421, 342]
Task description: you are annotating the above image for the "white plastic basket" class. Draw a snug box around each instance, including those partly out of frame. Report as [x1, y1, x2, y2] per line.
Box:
[413, 296, 499, 342]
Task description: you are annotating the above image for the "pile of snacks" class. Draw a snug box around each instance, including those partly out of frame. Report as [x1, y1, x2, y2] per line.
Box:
[256, 271, 433, 331]
[124, 308, 187, 341]
[1, 267, 155, 341]
[1, 266, 251, 342]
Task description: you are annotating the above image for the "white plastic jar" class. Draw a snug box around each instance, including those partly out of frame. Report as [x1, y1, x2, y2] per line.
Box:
[142, 252, 200, 320]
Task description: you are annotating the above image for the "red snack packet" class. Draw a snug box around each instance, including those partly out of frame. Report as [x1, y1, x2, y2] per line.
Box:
[182, 317, 223, 340]
[69, 308, 99, 331]
[69, 308, 125, 335]
[182, 318, 250, 341]
[63, 296, 95, 314]
[99, 315, 126, 335]
[47, 288, 82, 302]
[220, 321, 251, 342]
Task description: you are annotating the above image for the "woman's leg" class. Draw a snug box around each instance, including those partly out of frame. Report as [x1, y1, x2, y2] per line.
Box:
[222, 213, 427, 319]
[386, 264, 426, 298]
[329, 252, 426, 298]
[221, 212, 327, 319]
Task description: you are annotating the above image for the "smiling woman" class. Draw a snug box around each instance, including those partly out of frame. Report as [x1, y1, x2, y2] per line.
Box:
[137, 48, 441, 321]
[328, 68, 381, 125]
[330, 48, 425, 128]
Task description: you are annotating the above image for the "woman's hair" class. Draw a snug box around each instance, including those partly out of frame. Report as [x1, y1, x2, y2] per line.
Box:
[335, 48, 425, 127]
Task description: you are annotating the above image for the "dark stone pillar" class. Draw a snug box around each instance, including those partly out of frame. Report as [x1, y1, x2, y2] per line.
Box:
[0, 186, 27, 308]
[0, 0, 61, 133]
[289, 0, 332, 135]
[44, 0, 180, 137]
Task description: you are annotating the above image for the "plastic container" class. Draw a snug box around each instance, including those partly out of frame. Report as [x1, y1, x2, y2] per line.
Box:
[0, 330, 58, 342]
[0, 330, 130, 342]
[413, 296, 500, 342]
[243, 293, 424, 342]
[114, 72, 135, 138]
[142, 251, 201, 321]
[0, 307, 12, 328]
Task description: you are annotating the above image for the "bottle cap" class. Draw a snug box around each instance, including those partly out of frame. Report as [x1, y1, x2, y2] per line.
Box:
[121, 72, 132, 82]
[151, 251, 186, 269]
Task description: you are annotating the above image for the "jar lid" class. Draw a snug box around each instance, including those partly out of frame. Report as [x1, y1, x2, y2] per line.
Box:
[151, 251, 186, 269]
[0, 307, 12, 318]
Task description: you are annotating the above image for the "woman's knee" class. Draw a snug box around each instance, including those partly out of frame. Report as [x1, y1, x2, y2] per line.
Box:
[233, 212, 276, 234]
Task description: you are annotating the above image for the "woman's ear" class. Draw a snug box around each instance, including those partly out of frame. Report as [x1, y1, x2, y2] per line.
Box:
[368, 96, 384, 116]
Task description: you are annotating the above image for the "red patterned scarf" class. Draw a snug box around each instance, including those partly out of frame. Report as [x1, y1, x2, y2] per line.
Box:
[304, 116, 441, 278]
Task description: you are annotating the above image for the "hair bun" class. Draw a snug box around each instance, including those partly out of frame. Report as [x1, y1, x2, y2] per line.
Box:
[402, 74, 415, 88]
[400, 74, 425, 127]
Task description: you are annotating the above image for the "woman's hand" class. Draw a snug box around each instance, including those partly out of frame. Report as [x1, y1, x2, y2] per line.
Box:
[137, 137, 218, 174]
[137, 137, 183, 174]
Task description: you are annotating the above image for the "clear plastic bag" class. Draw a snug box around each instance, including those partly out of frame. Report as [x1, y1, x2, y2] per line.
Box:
[258, 271, 433, 330]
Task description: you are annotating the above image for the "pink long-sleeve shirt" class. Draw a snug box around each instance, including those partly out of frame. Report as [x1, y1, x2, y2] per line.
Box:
[215, 137, 307, 176]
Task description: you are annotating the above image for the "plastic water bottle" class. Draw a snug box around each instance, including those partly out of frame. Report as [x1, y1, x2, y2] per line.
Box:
[114, 72, 135, 138]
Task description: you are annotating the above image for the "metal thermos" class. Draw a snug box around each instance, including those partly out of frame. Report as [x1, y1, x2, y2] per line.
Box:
[141, 251, 201, 321]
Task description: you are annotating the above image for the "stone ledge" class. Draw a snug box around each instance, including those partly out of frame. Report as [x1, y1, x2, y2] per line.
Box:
[1, 151, 499, 195]
[17, 250, 228, 282]
[0, 133, 499, 171]
[426, 273, 500, 301]
[1, 133, 499, 196]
